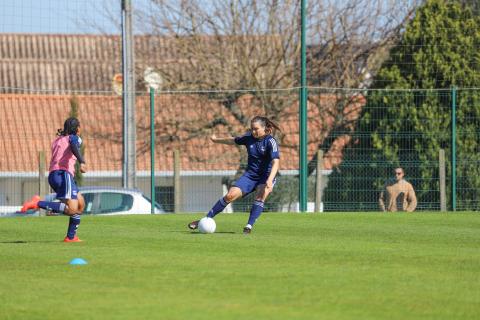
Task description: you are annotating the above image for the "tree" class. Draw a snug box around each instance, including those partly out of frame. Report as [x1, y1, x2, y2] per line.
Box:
[70, 95, 85, 187]
[91, 0, 418, 208]
[134, 1, 415, 159]
[326, 0, 480, 210]
[458, 0, 480, 15]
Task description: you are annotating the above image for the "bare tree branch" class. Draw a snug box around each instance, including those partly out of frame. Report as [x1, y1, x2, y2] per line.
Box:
[88, 0, 420, 171]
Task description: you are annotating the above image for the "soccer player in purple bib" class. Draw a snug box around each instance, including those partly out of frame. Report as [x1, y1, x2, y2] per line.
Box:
[21, 117, 86, 242]
[188, 116, 281, 234]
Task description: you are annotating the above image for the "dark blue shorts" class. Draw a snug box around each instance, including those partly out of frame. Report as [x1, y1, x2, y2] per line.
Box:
[233, 173, 276, 197]
[48, 170, 78, 200]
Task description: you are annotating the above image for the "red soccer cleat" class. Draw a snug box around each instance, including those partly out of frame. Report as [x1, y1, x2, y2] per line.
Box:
[20, 195, 40, 212]
[63, 236, 82, 243]
[188, 220, 199, 230]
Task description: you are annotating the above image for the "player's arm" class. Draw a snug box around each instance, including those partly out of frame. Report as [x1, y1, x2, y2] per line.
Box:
[379, 189, 386, 212]
[266, 137, 280, 190]
[266, 158, 280, 190]
[69, 135, 87, 173]
[210, 134, 236, 145]
[405, 184, 417, 212]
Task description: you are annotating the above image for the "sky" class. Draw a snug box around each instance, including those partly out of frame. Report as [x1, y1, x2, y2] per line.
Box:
[0, 0, 128, 34]
[0, 0, 418, 36]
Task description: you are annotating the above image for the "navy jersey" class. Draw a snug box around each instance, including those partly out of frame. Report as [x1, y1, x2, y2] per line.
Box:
[234, 132, 280, 179]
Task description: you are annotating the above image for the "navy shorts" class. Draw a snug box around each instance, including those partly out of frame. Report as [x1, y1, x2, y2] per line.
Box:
[233, 173, 276, 197]
[48, 170, 78, 200]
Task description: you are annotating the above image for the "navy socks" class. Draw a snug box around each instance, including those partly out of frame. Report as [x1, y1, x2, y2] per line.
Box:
[247, 200, 264, 226]
[207, 197, 229, 218]
[207, 197, 265, 229]
[37, 201, 80, 240]
[38, 201, 66, 213]
[67, 214, 81, 239]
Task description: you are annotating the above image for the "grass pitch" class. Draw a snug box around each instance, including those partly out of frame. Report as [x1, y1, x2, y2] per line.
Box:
[1, 212, 479, 320]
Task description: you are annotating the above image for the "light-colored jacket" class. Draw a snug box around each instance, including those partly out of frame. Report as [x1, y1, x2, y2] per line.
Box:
[379, 179, 417, 212]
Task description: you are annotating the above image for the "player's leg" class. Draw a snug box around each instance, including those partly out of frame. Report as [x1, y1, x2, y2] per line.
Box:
[21, 171, 65, 212]
[206, 174, 256, 219]
[77, 192, 85, 213]
[63, 198, 82, 215]
[188, 174, 257, 230]
[63, 180, 83, 242]
[244, 179, 275, 234]
[63, 204, 82, 242]
[36, 171, 70, 214]
[188, 186, 243, 230]
[62, 193, 84, 216]
[207, 186, 242, 218]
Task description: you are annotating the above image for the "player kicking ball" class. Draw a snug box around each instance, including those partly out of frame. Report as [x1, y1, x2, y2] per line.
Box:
[21, 117, 86, 242]
[188, 116, 281, 234]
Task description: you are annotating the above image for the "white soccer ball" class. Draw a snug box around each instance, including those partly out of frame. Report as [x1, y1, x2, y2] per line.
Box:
[198, 217, 216, 234]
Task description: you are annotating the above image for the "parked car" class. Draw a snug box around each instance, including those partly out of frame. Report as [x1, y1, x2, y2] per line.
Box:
[44, 186, 165, 215]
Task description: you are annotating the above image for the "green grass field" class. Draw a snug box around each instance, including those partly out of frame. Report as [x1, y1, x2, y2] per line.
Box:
[1, 212, 479, 320]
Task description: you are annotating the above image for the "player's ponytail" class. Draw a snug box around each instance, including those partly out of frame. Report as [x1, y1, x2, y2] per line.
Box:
[251, 116, 281, 136]
[57, 117, 80, 136]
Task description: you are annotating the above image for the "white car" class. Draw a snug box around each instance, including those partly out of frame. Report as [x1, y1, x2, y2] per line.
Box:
[45, 186, 165, 215]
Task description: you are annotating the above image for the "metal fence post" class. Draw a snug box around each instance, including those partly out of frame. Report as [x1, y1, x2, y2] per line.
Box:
[150, 87, 155, 214]
[451, 87, 457, 211]
[439, 149, 446, 212]
[315, 150, 324, 212]
[174, 149, 181, 213]
[299, 0, 308, 212]
[121, 0, 136, 189]
[38, 151, 47, 217]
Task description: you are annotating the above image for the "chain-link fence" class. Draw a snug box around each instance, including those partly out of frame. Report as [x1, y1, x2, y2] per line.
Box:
[323, 88, 480, 212]
[1, 1, 479, 213]
[0, 87, 479, 212]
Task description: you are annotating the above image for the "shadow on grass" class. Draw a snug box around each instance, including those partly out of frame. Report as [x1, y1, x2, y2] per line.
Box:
[193, 231, 236, 234]
[167, 230, 237, 234]
[0, 240, 64, 244]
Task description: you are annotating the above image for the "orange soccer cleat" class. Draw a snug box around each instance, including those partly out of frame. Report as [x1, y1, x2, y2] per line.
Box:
[20, 195, 41, 212]
[63, 236, 82, 243]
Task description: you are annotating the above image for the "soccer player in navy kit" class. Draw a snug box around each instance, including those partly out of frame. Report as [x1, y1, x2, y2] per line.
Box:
[188, 116, 281, 234]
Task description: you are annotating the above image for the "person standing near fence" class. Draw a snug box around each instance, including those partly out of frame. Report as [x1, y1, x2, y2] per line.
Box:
[379, 167, 417, 212]
[188, 116, 281, 234]
[21, 117, 86, 242]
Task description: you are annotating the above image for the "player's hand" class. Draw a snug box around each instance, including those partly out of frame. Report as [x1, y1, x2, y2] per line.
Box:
[266, 179, 273, 190]
[80, 163, 87, 173]
[210, 134, 218, 142]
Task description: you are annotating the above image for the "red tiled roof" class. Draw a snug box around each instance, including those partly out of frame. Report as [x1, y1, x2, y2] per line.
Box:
[0, 33, 365, 174]
[0, 33, 281, 94]
[0, 34, 183, 93]
[0, 93, 364, 173]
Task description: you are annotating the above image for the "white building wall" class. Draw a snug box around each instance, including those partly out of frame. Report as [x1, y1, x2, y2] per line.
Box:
[0, 174, 228, 213]
[0, 177, 38, 205]
[180, 176, 224, 212]
[0, 170, 326, 212]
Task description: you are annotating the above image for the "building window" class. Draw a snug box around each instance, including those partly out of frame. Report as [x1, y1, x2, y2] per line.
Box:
[155, 186, 174, 212]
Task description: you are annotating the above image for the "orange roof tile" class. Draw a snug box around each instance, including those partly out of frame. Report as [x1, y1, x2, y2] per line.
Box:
[0, 93, 364, 173]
